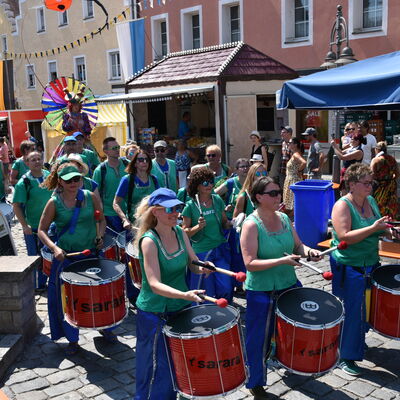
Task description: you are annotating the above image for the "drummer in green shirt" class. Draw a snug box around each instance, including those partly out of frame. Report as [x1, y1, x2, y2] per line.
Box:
[133, 188, 210, 400]
[13, 151, 51, 288]
[240, 176, 321, 398]
[151, 140, 178, 193]
[10, 140, 35, 185]
[182, 167, 233, 302]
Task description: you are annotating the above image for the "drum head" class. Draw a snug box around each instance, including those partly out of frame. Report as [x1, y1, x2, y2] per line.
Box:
[372, 265, 400, 290]
[103, 234, 116, 250]
[276, 287, 343, 326]
[126, 241, 138, 257]
[163, 304, 238, 338]
[61, 258, 125, 284]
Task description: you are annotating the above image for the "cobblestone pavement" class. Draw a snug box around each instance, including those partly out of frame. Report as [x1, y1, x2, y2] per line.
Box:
[1, 218, 400, 400]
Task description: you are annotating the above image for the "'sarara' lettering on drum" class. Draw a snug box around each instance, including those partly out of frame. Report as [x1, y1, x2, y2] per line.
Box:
[299, 337, 339, 357]
[71, 295, 125, 313]
[189, 356, 241, 369]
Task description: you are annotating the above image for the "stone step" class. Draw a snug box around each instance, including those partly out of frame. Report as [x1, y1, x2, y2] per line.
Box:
[0, 334, 23, 381]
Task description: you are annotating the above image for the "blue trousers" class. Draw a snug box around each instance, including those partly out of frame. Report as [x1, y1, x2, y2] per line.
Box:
[24, 229, 48, 289]
[105, 216, 138, 300]
[246, 281, 301, 389]
[190, 242, 233, 303]
[330, 257, 378, 361]
[135, 309, 179, 400]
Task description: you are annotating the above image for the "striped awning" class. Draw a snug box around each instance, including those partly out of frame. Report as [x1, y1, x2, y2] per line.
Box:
[96, 103, 127, 126]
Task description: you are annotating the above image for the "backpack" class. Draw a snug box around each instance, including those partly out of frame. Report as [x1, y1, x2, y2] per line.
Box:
[99, 159, 129, 197]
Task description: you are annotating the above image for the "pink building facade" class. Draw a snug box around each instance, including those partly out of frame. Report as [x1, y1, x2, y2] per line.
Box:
[139, 0, 398, 72]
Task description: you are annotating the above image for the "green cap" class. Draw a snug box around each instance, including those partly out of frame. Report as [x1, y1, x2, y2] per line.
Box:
[57, 165, 82, 181]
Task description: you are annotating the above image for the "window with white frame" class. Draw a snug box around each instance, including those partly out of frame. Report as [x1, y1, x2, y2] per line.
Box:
[26, 65, 35, 89]
[108, 51, 121, 80]
[219, 0, 242, 44]
[282, 0, 313, 47]
[83, 0, 94, 19]
[58, 10, 68, 26]
[48, 61, 57, 82]
[151, 14, 169, 61]
[74, 56, 86, 82]
[181, 7, 202, 50]
[36, 7, 46, 32]
[349, 0, 387, 37]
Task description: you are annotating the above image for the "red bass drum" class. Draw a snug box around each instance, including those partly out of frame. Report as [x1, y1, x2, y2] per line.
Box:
[370, 265, 400, 339]
[61, 258, 127, 329]
[276, 287, 344, 375]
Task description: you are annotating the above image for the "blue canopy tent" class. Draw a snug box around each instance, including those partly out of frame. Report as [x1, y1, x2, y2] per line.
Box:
[278, 51, 400, 110]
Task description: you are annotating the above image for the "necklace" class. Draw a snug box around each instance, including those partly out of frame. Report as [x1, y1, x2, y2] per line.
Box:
[350, 194, 366, 214]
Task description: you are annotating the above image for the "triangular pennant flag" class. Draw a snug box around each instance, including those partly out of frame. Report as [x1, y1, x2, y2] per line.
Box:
[70, 42, 74, 48]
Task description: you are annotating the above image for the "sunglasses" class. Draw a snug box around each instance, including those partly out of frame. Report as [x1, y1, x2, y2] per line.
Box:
[155, 148, 166, 153]
[165, 205, 184, 214]
[255, 171, 267, 177]
[206, 154, 217, 158]
[64, 176, 81, 184]
[201, 180, 215, 187]
[109, 146, 120, 150]
[238, 165, 249, 169]
[345, 128, 356, 131]
[262, 189, 282, 197]
[137, 157, 149, 163]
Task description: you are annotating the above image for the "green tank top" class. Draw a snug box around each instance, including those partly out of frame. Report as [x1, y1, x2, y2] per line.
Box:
[245, 212, 297, 291]
[137, 226, 191, 313]
[52, 190, 96, 252]
[332, 196, 382, 267]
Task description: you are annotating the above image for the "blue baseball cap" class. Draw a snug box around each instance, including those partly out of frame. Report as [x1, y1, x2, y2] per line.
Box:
[64, 136, 77, 143]
[73, 131, 84, 138]
[148, 188, 184, 208]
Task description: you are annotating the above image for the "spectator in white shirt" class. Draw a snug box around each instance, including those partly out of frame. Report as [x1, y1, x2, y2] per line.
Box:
[359, 120, 376, 165]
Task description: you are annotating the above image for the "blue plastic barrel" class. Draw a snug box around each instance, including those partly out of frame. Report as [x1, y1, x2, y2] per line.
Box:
[290, 180, 334, 248]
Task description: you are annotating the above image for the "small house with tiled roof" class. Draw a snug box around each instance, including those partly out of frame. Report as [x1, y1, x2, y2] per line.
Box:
[99, 42, 297, 166]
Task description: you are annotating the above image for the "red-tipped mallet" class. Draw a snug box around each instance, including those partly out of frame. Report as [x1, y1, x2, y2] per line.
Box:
[65, 249, 91, 258]
[318, 241, 348, 257]
[94, 210, 101, 239]
[284, 252, 333, 281]
[198, 294, 228, 308]
[192, 260, 246, 282]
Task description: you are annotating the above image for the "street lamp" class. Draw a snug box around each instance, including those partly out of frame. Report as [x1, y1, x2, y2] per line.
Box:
[320, 5, 357, 69]
[320, 5, 357, 183]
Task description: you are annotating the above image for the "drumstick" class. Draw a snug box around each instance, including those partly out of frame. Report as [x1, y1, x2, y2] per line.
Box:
[198, 294, 228, 308]
[278, 203, 286, 212]
[65, 249, 91, 258]
[192, 260, 246, 282]
[94, 210, 101, 239]
[283, 252, 333, 280]
[195, 194, 203, 217]
[309, 241, 348, 260]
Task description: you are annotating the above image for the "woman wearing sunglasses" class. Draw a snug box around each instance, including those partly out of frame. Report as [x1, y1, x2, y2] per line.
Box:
[38, 163, 107, 355]
[240, 176, 321, 398]
[233, 162, 267, 219]
[203, 144, 232, 188]
[113, 150, 159, 230]
[341, 122, 356, 151]
[330, 163, 390, 376]
[133, 188, 210, 400]
[182, 167, 233, 302]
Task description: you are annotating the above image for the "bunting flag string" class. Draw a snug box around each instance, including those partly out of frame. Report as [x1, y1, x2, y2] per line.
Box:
[4, 0, 176, 60]
[5, 7, 130, 60]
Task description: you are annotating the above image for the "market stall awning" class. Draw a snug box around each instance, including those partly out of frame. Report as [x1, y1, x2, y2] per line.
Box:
[96, 103, 127, 126]
[278, 51, 400, 110]
[97, 83, 215, 104]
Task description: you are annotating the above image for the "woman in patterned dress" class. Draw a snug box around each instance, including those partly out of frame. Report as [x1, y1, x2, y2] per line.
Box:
[283, 138, 306, 213]
[371, 141, 399, 220]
